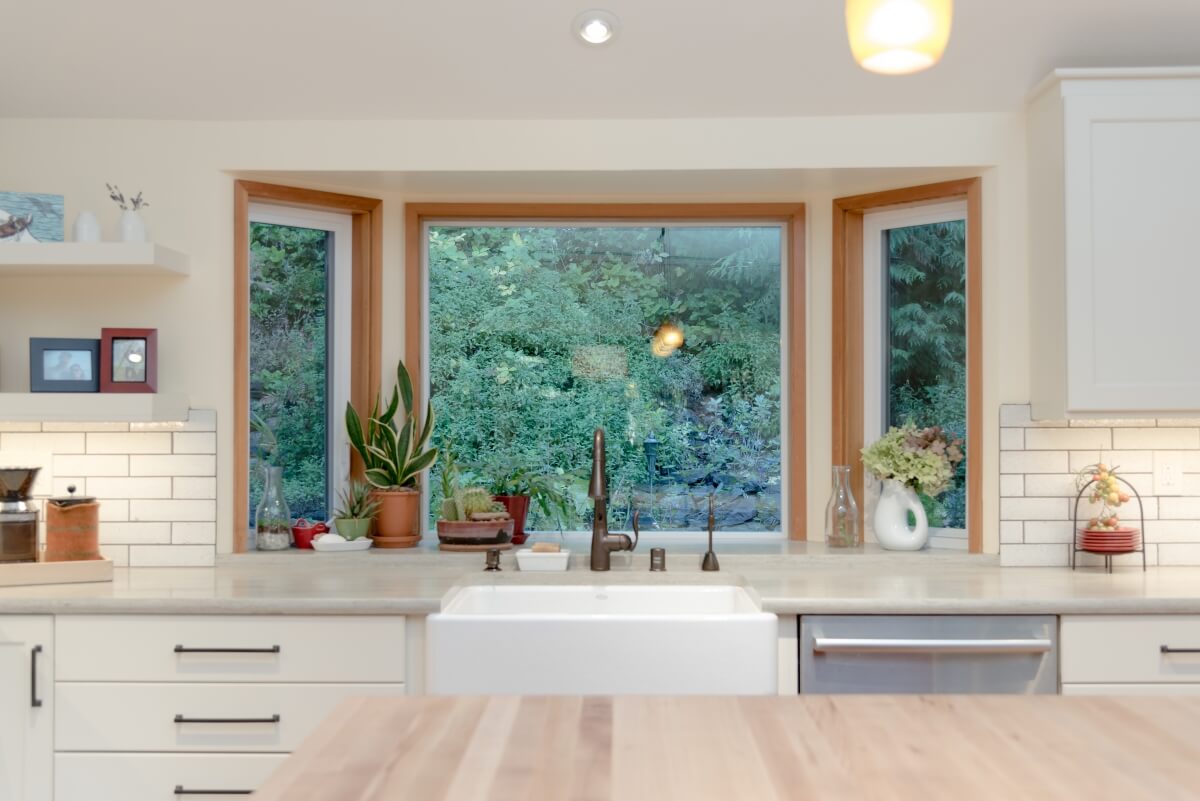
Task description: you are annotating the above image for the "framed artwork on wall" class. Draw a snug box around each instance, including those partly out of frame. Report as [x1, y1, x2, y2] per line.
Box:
[29, 338, 101, 392]
[100, 328, 158, 393]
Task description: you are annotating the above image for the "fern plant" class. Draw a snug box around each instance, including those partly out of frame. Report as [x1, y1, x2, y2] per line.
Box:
[345, 361, 437, 490]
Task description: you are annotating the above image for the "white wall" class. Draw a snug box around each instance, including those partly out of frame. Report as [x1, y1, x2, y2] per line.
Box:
[0, 113, 1030, 554]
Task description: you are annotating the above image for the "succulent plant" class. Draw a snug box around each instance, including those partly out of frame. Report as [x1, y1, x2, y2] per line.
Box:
[438, 445, 504, 521]
[334, 480, 380, 520]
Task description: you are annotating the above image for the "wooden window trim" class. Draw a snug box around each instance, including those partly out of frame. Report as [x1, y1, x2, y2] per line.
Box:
[405, 203, 808, 539]
[832, 179, 983, 553]
[233, 181, 383, 553]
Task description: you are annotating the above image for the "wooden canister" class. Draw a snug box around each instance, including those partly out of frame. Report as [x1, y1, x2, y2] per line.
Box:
[44, 492, 102, 562]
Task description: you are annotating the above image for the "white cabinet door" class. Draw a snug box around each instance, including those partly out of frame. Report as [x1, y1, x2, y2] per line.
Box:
[1064, 90, 1200, 412]
[1029, 71, 1200, 417]
[0, 616, 53, 801]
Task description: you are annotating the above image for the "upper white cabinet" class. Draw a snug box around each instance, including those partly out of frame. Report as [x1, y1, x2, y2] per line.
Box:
[1029, 68, 1200, 418]
[0, 616, 53, 801]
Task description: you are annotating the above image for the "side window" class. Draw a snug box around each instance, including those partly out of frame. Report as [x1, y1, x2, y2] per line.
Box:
[863, 201, 968, 544]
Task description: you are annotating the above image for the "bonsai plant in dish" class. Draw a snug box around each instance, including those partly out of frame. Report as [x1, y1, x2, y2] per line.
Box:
[861, 423, 963, 551]
[487, 461, 571, 545]
[345, 360, 437, 548]
[438, 448, 513, 548]
[333, 480, 380, 542]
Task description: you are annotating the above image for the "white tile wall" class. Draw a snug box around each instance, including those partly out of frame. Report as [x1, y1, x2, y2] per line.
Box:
[999, 404, 1200, 567]
[0, 409, 216, 567]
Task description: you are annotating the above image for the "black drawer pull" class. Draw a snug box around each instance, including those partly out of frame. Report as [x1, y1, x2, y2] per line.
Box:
[30, 645, 43, 708]
[174, 786, 253, 795]
[1161, 645, 1200, 654]
[174, 644, 281, 654]
[174, 714, 281, 724]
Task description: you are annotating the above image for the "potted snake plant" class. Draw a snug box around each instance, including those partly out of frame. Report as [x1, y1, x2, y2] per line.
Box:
[345, 360, 437, 547]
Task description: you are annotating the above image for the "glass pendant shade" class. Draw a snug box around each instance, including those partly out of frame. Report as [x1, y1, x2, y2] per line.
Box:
[845, 0, 953, 75]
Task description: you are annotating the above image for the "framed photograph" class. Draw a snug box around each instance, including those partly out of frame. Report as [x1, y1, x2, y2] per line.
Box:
[0, 191, 65, 244]
[29, 338, 100, 392]
[100, 328, 158, 393]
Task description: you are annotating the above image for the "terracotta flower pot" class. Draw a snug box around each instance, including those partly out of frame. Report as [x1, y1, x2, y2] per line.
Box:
[370, 487, 421, 547]
[436, 519, 514, 545]
[494, 495, 531, 544]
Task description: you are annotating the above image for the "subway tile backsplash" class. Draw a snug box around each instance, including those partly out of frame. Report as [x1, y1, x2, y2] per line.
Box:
[1000, 404, 1200, 567]
[0, 409, 217, 567]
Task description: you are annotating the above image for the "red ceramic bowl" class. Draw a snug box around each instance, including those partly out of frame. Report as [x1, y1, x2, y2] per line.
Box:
[291, 520, 328, 550]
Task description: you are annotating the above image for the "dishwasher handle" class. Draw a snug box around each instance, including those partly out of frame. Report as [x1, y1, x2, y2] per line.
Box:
[812, 637, 1053, 655]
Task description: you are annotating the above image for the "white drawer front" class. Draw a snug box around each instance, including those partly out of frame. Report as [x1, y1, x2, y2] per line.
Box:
[56, 683, 406, 752]
[56, 753, 287, 801]
[1061, 615, 1200, 684]
[57, 615, 405, 682]
[1063, 683, 1200, 696]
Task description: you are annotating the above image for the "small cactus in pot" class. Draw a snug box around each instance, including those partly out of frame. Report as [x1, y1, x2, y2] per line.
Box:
[437, 447, 512, 547]
[333, 481, 381, 541]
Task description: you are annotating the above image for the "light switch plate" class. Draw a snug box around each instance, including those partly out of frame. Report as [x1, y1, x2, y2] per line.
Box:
[1154, 451, 1186, 496]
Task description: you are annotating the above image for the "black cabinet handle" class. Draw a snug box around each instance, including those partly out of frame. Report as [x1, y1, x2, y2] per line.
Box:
[1161, 645, 1200, 654]
[30, 645, 43, 708]
[174, 644, 281, 654]
[174, 786, 253, 796]
[174, 714, 280, 724]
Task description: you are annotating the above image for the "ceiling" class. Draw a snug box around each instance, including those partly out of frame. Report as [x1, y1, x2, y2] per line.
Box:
[5, 0, 1200, 120]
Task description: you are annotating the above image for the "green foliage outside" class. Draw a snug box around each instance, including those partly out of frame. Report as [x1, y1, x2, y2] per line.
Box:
[428, 225, 782, 532]
[249, 222, 329, 523]
[886, 220, 968, 528]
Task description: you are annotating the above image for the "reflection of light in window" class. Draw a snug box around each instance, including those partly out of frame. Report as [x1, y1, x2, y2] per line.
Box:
[128, 353, 144, 364]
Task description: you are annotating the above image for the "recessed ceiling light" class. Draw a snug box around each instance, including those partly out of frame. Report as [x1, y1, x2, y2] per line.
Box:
[573, 9, 619, 46]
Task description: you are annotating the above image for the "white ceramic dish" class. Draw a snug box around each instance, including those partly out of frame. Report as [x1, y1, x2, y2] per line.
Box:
[515, 549, 570, 571]
[312, 533, 373, 552]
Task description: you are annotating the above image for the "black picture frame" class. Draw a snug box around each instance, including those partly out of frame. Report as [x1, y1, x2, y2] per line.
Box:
[29, 338, 101, 392]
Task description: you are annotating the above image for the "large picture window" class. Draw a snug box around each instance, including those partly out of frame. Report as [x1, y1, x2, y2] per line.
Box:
[425, 222, 787, 534]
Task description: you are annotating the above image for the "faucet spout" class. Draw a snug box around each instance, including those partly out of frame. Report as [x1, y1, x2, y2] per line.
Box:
[588, 428, 606, 500]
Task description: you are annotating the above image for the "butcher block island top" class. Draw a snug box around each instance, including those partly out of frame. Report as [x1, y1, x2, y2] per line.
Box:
[253, 695, 1200, 801]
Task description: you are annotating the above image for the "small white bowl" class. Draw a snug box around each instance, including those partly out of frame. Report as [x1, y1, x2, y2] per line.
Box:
[312, 533, 373, 552]
[515, 548, 570, 571]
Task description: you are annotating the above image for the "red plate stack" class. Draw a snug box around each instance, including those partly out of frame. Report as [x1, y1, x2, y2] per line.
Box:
[1078, 527, 1141, 553]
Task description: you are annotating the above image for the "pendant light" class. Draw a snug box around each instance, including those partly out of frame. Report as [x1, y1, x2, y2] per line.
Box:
[846, 0, 953, 76]
[651, 228, 684, 358]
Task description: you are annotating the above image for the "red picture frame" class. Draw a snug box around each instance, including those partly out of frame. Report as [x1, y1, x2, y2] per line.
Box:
[100, 328, 158, 393]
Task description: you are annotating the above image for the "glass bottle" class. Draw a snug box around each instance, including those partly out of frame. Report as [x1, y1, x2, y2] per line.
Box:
[255, 465, 292, 550]
[825, 465, 861, 548]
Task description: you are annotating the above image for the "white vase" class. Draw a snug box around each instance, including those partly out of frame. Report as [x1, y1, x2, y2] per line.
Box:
[118, 209, 147, 243]
[873, 479, 929, 551]
[72, 211, 101, 243]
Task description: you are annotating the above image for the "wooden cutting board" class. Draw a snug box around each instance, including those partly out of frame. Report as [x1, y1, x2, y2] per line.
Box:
[252, 694, 1200, 801]
[0, 558, 112, 587]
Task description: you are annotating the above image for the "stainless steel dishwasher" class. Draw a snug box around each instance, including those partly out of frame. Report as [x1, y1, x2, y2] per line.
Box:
[800, 615, 1058, 694]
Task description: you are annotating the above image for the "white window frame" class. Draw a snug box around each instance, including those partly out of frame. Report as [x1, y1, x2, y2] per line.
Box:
[248, 202, 354, 514]
[862, 200, 968, 547]
[422, 219, 790, 544]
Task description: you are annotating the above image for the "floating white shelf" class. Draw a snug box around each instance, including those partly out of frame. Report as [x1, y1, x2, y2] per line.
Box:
[0, 393, 190, 423]
[0, 242, 189, 276]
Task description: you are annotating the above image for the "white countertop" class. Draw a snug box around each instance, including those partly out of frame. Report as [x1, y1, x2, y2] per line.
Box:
[2, 543, 1199, 615]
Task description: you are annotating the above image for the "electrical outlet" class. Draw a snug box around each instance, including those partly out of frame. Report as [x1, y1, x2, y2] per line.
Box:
[1155, 452, 1186, 496]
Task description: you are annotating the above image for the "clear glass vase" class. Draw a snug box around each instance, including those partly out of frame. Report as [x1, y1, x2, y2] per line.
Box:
[255, 465, 292, 551]
[825, 465, 861, 548]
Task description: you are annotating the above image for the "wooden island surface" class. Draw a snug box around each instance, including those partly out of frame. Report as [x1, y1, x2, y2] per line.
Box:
[252, 695, 1200, 801]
